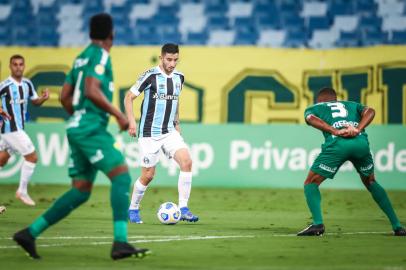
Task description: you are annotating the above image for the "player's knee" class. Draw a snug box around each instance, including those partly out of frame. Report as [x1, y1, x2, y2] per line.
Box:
[24, 152, 38, 163]
[179, 158, 192, 171]
[361, 174, 375, 188]
[143, 170, 155, 182]
[72, 180, 93, 193]
[0, 156, 9, 167]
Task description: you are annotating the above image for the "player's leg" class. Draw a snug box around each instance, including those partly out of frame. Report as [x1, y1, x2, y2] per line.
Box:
[13, 140, 95, 259]
[129, 166, 156, 223]
[353, 153, 405, 236]
[0, 150, 11, 167]
[2, 131, 37, 206]
[298, 144, 343, 236]
[16, 151, 37, 205]
[297, 170, 326, 236]
[128, 136, 160, 223]
[163, 131, 198, 222]
[83, 131, 149, 259]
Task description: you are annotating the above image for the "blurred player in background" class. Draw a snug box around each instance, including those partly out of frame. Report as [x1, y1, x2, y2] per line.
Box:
[0, 55, 49, 206]
[124, 43, 198, 224]
[13, 13, 149, 260]
[298, 87, 405, 236]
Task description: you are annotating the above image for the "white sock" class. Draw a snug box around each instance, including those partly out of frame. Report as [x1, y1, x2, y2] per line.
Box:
[178, 171, 192, 209]
[18, 161, 36, 194]
[129, 178, 148, 210]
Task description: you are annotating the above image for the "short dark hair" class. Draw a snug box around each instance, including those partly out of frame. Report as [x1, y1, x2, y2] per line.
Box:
[10, 54, 24, 63]
[161, 43, 179, 55]
[89, 13, 113, 40]
[317, 87, 337, 98]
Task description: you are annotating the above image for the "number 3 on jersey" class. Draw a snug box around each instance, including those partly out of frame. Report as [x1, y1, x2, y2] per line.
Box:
[327, 102, 348, 118]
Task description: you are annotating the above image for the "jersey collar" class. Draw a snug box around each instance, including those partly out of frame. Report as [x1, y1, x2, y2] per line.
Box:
[8, 76, 23, 86]
[157, 65, 174, 78]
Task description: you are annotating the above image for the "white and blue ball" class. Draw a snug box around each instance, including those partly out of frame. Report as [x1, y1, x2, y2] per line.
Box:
[157, 202, 181, 225]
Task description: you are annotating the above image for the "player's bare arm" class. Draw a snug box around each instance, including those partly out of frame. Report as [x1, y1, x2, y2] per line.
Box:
[31, 88, 50, 106]
[348, 107, 376, 137]
[124, 91, 137, 137]
[174, 102, 181, 134]
[0, 107, 12, 120]
[60, 83, 74, 115]
[306, 114, 347, 137]
[85, 77, 129, 131]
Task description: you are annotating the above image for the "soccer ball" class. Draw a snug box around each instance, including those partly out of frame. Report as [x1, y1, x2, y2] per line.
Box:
[157, 202, 181, 225]
[0, 205, 6, 214]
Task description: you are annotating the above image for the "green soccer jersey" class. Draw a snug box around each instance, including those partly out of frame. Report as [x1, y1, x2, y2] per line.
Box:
[304, 101, 367, 143]
[64, 43, 114, 135]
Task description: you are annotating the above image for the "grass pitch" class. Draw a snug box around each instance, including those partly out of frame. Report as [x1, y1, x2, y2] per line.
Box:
[1, 184, 405, 270]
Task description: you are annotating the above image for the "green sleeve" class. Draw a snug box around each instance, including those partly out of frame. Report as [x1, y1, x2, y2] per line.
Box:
[356, 102, 366, 116]
[304, 106, 315, 121]
[86, 49, 108, 82]
[65, 69, 74, 85]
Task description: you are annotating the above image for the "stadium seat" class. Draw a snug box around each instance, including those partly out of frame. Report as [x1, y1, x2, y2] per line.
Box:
[359, 15, 382, 32]
[308, 30, 338, 49]
[186, 31, 208, 45]
[207, 15, 230, 30]
[391, 30, 406, 44]
[284, 29, 307, 47]
[228, 2, 253, 23]
[362, 29, 388, 45]
[307, 17, 331, 34]
[377, 0, 404, 17]
[207, 29, 235, 46]
[328, 0, 354, 16]
[301, 2, 328, 18]
[382, 16, 406, 32]
[257, 29, 286, 47]
[335, 31, 360, 47]
[332, 15, 359, 32]
[0, 4, 11, 20]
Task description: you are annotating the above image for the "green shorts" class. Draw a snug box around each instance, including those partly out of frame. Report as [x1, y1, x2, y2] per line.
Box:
[311, 136, 374, 179]
[67, 130, 125, 182]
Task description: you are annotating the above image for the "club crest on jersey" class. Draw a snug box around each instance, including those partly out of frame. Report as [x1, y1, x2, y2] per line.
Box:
[152, 93, 178, 100]
[95, 64, 105, 75]
[143, 157, 150, 164]
[175, 83, 181, 91]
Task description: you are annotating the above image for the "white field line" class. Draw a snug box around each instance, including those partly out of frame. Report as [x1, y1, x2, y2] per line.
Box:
[0, 235, 254, 249]
[0, 231, 393, 250]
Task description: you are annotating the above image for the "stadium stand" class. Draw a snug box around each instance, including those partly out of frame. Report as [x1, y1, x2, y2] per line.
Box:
[0, 0, 406, 47]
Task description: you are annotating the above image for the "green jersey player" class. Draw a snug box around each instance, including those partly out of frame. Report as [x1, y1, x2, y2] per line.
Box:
[13, 13, 150, 259]
[297, 87, 405, 236]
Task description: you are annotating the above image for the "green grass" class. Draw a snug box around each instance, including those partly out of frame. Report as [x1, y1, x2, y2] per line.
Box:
[1, 184, 406, 270]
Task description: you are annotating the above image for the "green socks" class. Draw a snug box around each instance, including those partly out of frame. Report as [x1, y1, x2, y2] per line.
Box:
[29, 187, 90, 238]
[110, 172, 131, 243]
[304, 183, 323, 225]
[367, 181, 402, 230]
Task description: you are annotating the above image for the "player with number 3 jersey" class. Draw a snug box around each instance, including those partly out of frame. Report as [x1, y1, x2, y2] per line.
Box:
[297, 87, 405, 237]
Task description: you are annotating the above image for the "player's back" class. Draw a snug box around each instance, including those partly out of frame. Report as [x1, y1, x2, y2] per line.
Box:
[65, 43, 113, 135]
[305, 100, 368, 144]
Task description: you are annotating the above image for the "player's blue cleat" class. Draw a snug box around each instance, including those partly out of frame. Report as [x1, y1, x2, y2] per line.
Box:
[180, 207, 199, 222]
[129, 209, 143, 224]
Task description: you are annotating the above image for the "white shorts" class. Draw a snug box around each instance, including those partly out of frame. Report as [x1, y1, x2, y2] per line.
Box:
[0, 130, 35, 156]
[138, 130, 188, 168]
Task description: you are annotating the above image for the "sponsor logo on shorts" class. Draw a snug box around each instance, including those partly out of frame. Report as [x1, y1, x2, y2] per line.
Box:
[360, 164, 373, 171]
[143, 157, 150, 164]
[90, 149, 104, 164]
[319, 164, 337, 173]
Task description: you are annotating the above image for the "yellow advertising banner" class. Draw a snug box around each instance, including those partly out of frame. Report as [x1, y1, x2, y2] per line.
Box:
[1, 46, 406, 124]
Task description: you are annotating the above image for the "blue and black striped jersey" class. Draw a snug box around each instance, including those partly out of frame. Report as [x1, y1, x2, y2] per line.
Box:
[0, 76, 38, 134]
[130, 66, 184, 138]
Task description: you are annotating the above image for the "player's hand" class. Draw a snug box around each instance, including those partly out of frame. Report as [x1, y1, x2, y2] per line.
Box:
[0, 110, 11, 121]
[41, 88, 50, 100]
[343, 126, 360, 137]
[128, 122, 137, 137]
[116, 113, 129, 132]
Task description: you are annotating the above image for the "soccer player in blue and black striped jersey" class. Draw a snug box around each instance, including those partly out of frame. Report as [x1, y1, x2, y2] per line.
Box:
[124, 43, 198, 223]
[0, 55, 49, 206]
